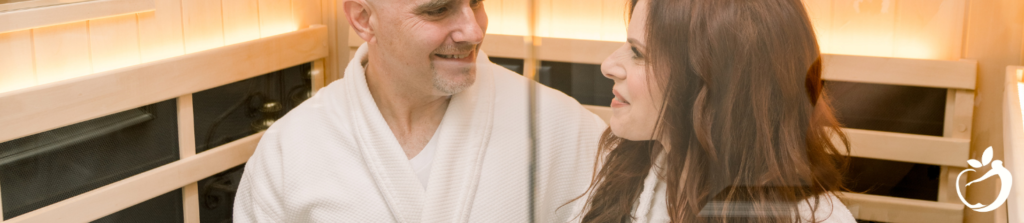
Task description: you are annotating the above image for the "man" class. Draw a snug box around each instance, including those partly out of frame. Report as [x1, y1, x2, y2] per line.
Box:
[233, 0, 606, 222]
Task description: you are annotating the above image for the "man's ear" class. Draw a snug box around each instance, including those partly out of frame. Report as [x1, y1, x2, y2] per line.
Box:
[343, 0, 374, 42]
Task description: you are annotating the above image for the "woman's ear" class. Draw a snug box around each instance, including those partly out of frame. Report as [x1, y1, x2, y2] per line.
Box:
[343, 0, 374, 43]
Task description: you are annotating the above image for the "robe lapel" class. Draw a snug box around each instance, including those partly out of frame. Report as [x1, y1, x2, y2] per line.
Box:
[343, 44, 425, 223]
[420, 51, 497, 223]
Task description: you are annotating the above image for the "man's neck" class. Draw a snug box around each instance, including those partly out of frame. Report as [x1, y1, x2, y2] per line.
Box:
[365, 61, 450, 160]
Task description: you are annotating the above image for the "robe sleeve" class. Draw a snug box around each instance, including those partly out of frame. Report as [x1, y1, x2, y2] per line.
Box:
[234, 130, 289, 222]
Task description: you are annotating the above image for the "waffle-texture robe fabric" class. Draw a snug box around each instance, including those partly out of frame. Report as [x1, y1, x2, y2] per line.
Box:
[234, 44, 607, 223]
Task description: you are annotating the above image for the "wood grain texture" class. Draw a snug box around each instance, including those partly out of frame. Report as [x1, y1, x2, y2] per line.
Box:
[841, 192, 964, 223]
[137, 0, 185, 62]
[89, 14, 141, 73]
[0, 25, 328, 143]
[0, 0, 154, 33]
[0, 30, 36, 93]
[481, 34, 525, 58]
[836, 128, 971, 167]
[32, 21, 92, 84]
[829, 0, 897, 57]
[181, 0, 225, 53]
[176, 94, 200, 223]
[893, 0, 966, 60]
[821, 54, 977, 90]
[259, 0, 295, 37]
[292, 0, 322, 29]
[2, 132, 264, 223]
[222, 0, 262, 45]
[536, 37, 620, 64]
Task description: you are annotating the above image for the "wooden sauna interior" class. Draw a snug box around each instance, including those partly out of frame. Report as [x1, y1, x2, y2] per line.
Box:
[1, 0, 1023, 222]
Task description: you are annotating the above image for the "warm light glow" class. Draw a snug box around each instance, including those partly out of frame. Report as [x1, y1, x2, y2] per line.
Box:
[1017, 69, 1023, 83]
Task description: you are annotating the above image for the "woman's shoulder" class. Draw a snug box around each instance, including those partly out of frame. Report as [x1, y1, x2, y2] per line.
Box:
[796, 193, 857, 223]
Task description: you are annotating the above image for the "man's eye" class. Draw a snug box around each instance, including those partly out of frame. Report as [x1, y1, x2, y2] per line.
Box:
[426, 7, 449, 16]
[471, 0, 484, 8]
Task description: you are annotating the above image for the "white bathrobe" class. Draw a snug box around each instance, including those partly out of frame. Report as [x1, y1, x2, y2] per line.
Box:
[234, 44, 607, 223]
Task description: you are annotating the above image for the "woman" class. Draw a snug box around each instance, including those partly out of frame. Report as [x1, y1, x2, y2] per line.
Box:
[571, 0, 855, 222]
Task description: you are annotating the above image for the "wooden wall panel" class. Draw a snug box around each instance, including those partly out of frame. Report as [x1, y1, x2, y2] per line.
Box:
[292, 0, 323, 28]
[548, 0, 572, 39]
[829, 0, 897, 58]
[484, 0, 504, 34]
[222, 0, 262, 45]
[89, 14, 142, 73]
[259, 0, 295, 37]
[181, 0, 225, 53]
[801, 0, 832, 53]
[893, 0, 966, 60]
[138, 0, 186, 62]
[535, 0, 552, 37]
[502, 0, 528, 36]
[601, 0, 627, 42]
[0, 30, 36, 93]
[32, 21, 91, 84]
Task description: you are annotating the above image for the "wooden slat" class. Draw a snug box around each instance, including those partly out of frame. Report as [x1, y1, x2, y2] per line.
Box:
[181, 0, 224, 53]
[502, 0, 528, 36]
[0, 25, 328, 143]
[312, 59, 325, 92]
[893, 0, 966, 60]
[325, 0, 346, 82]
[32, 21, 92, 84]
[483, 0, 503, 34]
[828, 0, 896, 58]
[536, 37, 620, 64]
[259, 0, 295, 37]
[600, 0, 626, 42]
[800, 0, 831, 53]
[292, 0, 322, 29]
[482, 34, 526, 59]
[840, 192, 964, 223]
[222, 0, 262, 45]
[137, 0, 186, 62]
[89, 14, 142, 73]
[3, 132, 264, 223]
[549, 0, 571, 39]
[0, 30, 36, 93]
[534, 0, 551, 37]
[1003, 66, 1024, 223]
[836, 128, 971, 167]
[0, 0, 154, 33]
[821, 54, 978, 90]
[583, 105, 611, 124]
[176, 94, 200, 223]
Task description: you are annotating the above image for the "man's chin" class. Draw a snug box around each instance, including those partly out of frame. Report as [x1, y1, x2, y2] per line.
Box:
[433, 71, 476, 95]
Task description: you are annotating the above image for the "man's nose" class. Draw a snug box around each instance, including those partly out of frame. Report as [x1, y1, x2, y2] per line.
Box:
[451, 6, 484, 44]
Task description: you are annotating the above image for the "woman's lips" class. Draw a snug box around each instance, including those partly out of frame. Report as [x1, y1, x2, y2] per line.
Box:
[611, 89, 630, 108]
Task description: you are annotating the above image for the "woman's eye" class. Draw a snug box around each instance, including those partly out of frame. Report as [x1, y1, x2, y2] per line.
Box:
[630, 46, 644, 59]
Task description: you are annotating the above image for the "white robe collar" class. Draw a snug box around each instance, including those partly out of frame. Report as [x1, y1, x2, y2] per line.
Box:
[339, 44, 497, 222]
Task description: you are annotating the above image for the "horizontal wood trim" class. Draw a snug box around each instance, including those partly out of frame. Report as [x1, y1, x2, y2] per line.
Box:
[481, 34, 526, 59]
[4, 132, 263, 223]
[583, 105, 611, 124]
[0, 0, 154, 33]
[1003, 66, 1024, 222]
[0, 25, 327, 143]
[837, 128, 971, 167]
[822, 54, 977, 90]
[536, 37, 621, 64]
[840, 192, 964, 223]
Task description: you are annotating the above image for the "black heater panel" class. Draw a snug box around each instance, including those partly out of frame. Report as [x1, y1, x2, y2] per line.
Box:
[192, 63, 312, 222]
[0, 99, 181, 220]
[538, 61, 614, 106]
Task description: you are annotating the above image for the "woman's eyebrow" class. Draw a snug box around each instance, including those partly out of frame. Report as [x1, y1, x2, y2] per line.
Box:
[628, 38, 647, 49]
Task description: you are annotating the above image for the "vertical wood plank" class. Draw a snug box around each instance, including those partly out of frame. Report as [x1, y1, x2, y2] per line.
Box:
[138, 0, 186, 62]
[549, 0, 571, 39]
[259, 0, 295, 37]
[0, 30, 36, 93]
[484, 0, 503, 34]
[89, 14, 141, 73]
[222, 0, 262, 45]
[502, 0, 528, 36]
[894, 0, 966, 60]
[177, 94, 200, 223]
[181, 0, 225, 53]
[292, 0, 322, 29]
[325, 0, 346, 82]
[33, 21, 92, 84]
[312, 59, 325, 91]
[801, 0, 832, 53]
[829, 0, 896, 58]
[535, 0, 552, 37]
[601, 0, 626, 42]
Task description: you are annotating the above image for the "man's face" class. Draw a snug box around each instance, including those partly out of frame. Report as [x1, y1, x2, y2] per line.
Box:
[371, 0, 488, 95]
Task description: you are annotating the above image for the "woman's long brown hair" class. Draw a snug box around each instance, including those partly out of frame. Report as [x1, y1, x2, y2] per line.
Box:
[578, 0, 850, 222]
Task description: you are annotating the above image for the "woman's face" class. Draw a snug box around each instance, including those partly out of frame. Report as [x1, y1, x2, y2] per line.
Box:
[601, 0, 664, 141]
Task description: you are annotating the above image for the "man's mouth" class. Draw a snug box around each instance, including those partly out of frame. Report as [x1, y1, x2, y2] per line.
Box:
[435, 53, 471, 59]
